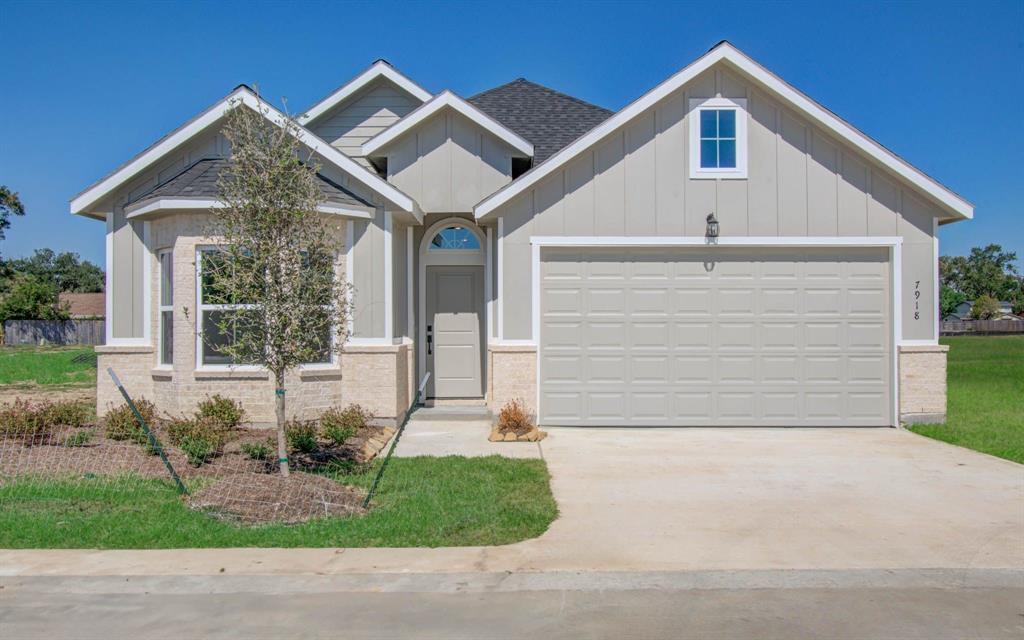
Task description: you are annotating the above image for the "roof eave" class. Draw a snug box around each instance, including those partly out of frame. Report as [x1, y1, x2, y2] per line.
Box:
[361, 90, 534, 159]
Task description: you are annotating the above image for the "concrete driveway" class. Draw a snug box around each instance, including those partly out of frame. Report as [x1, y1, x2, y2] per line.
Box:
[507, 427, 1024, 571]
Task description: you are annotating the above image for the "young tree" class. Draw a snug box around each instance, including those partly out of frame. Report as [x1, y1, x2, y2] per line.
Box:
[198, 97, 350, 477]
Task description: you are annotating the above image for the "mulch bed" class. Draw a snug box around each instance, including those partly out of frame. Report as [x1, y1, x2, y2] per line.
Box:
[1, 422, 394, 525]
[187, 473, 365, 525]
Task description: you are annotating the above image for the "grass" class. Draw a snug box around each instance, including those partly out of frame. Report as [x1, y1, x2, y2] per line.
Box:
[0, 346, 96, 388]
[0, 456, 558, 549]
[909, 335, 1024, 464]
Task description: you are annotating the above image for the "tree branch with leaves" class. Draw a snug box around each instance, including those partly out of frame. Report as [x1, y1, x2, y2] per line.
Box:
[199, 97, 351, 477]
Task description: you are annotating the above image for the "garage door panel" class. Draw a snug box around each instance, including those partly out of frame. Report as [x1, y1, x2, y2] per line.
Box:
[674, 355, 714, 383]
[540, 246, 891, 426]
[675, 322, 713, 350]
[718, 356, 757, 383]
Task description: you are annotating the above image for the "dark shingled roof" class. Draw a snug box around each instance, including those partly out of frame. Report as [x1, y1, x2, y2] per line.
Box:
[127, 158, 373, 209]
[468, 79, 614, 164]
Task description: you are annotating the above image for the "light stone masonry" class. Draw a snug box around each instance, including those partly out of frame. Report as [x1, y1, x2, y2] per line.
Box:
[898, 344, 949, 424]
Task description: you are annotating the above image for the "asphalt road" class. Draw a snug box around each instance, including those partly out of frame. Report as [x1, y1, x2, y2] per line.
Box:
[2, 570, 1022, 639]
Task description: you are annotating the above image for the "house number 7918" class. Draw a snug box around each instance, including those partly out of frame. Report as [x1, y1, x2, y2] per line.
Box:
[913, 280, 921, 320]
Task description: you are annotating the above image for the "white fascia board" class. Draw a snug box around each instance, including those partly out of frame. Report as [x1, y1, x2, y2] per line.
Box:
[475, 43, 973, 220]
[299, 61, 432, 125]
[362, 90, 534, 158]
[124, 197, 374, 220]
[72, 88, 418, 217]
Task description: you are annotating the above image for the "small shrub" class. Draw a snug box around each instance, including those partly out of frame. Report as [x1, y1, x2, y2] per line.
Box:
[320, 404, 372, 446]
[496, 398, 534, 434]
[104, 398, 157, 444]
[179, 434, 219, 467]
[42, 401, 92, 428]
[165, 415, 226, 466]
[240, 438, 273, 461]
[196, 394, 244, 430]
[62, 428, 95, 448]
[0, 399, 51, 444]
[285, 419, 319, 454]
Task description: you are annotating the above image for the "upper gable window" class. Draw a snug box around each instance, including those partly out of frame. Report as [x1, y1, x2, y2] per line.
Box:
[689, 97, 748, 179]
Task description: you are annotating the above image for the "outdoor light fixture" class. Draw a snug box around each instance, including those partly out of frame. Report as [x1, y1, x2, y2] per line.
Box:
[705, 213, 720, 238]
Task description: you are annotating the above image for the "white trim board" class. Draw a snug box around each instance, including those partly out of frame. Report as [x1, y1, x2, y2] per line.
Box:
[528, 235, 903, 427]
[124, 197, 375, 220]
[362, 90, 534, 158]
[416, 217, 488, 389]
[72, 86, 418, 218]
[475, 42, 973, 220]
[300, 60, 432, 126]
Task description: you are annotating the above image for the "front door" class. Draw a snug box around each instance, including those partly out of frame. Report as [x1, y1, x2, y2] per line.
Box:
[426, 265, 484, 398]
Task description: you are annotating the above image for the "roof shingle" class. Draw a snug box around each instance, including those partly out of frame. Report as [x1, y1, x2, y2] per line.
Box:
[468, 79, 613, 164]
[127, 158, 373, 209]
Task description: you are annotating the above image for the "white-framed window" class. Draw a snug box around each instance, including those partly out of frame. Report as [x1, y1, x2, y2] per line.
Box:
[195, 247, 334, 369]
[157, 249, 173, 366]
[689, 97, 748, 179]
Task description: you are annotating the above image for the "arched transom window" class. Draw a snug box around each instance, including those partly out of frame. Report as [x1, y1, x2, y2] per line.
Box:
[429, 225, 481, 251]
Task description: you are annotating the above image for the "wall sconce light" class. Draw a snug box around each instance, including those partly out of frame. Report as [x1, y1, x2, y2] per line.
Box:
[705, 213, 720, 238]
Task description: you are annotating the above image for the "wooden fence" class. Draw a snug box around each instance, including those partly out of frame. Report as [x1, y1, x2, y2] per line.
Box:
[941, 319, 1024, 335]
[2, 320, 106, 346]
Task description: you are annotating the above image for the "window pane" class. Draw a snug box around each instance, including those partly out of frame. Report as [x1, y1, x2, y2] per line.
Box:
[718, 110, 736, 138]
[160, 310, 173, 365]
[718, 139, 737, 168]
[159, 252, 173, 306]
[700, 139, 718, 168]
[429, 226, 480, 250]
[200, 251, 230, 305]
[307, 323, 332, 364]
[202, 311, 234, 365]
[699, 110, 718, 138]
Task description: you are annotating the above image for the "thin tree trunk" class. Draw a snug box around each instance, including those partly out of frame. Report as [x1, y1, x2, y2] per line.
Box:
[275, 371, 289, 477]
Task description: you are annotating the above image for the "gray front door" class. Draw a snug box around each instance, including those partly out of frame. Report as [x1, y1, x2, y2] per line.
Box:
[427, 265, 484, 398]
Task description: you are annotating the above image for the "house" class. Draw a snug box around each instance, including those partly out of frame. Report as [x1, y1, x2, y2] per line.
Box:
[58, 292, 105, 319]
[72, 42, 972, 427]
[943, 300, 1016, 321]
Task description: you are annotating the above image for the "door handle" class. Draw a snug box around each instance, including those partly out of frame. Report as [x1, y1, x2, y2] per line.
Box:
[427, 325, 433, 355]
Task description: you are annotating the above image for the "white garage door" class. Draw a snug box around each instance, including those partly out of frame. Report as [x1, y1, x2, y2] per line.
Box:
[539, 247, 892, 426]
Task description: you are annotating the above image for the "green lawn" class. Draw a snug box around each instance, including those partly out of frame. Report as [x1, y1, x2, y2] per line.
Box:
[909, 336, 1024, 464]
[0, 456, 558, 549]
[0, 346, 96, 387]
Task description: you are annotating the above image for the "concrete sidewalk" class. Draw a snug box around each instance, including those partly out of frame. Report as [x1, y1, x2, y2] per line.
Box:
[2, 427, 1022, 577]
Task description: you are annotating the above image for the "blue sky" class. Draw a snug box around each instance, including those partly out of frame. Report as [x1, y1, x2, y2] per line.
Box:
[1, 0, 1021, 268]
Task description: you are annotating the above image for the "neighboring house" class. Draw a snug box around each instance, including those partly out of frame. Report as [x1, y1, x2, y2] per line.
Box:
[72, 42, 972, 427]
[943, 300, 1015, 321]
[58, 292, 105, 319]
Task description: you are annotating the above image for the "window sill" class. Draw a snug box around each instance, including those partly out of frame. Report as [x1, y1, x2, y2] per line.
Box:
[690, 172, 748, 180]
[151, 367, 174, 379]
[299, 367, 343, 380]
[193, 368, 270, 380]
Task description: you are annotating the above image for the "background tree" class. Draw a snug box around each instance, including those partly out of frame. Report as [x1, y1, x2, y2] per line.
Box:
[0, 275, 69, 322]
[968, 294, 1001, 320]
[939, 284, 966, 319]
[940, 245, 1019, 301]
[2, 249, 104, 294]
[0, 186, 26, 256]
[197, 98, 350, 477]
